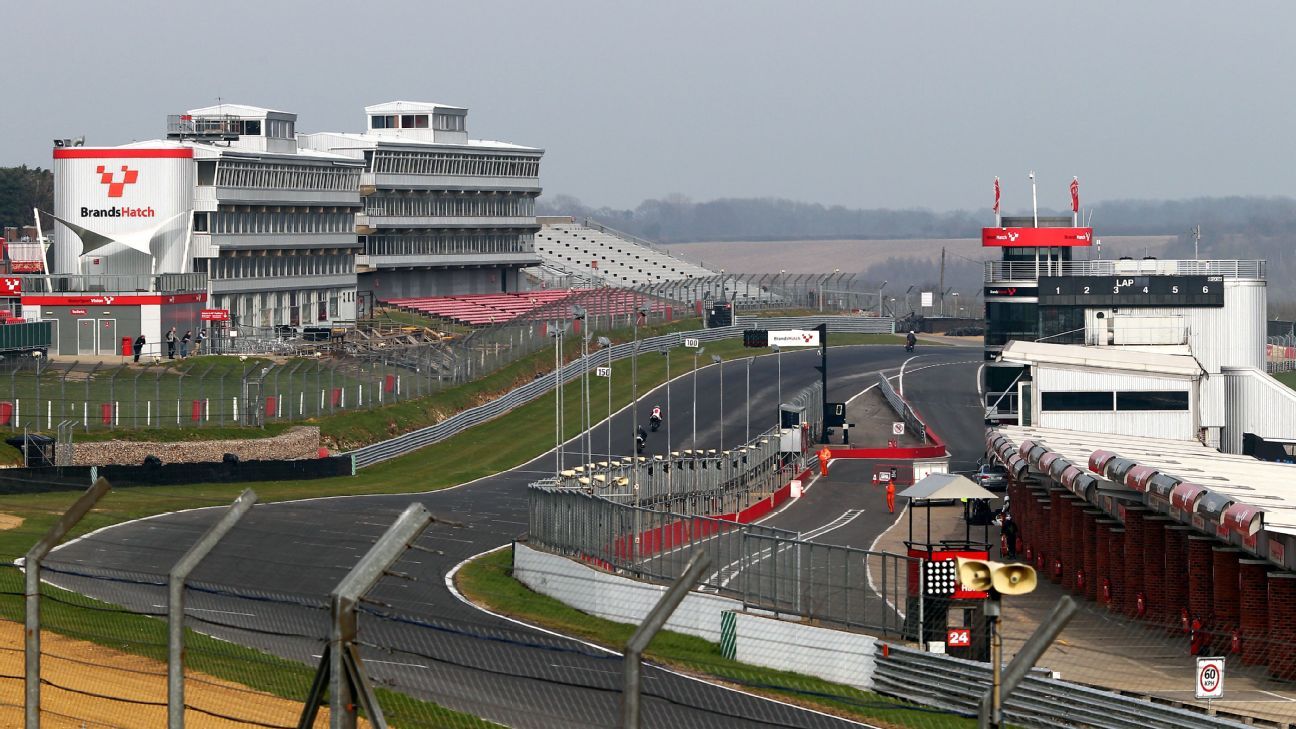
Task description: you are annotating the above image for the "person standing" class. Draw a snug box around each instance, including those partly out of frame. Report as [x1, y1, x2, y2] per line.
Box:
[180, 330, 192, 358]
[818, 446, 831, 478]
[132, 334, 145, 363]
[195, 329, 206, 355]
[886, 480, 896, 514]
[165, 327, 177, 359]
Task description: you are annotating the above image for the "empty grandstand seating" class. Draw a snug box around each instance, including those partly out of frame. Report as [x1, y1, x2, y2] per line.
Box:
[384, 288, 669, 328]
[533, 221, 718, 287]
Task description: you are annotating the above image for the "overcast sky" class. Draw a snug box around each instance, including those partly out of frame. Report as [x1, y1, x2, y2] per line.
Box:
[8, 1, 1296, 212]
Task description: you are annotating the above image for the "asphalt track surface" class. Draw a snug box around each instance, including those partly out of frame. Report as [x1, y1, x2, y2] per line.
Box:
[43, 344, 983, 728]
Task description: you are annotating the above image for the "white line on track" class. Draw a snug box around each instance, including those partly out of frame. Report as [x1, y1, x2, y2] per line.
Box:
[708, 509, 865, 588]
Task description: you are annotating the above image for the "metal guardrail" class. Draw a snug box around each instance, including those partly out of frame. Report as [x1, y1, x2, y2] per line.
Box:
[349, 317, 890, 468]
[874, 644, 1248, 729]
[734, 315, 895, 333]
[984, 258, 1266, 283]
[877, 373, 928, 444]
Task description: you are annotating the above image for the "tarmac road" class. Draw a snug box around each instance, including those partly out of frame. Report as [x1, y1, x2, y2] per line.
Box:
[43, 343, 982, 728]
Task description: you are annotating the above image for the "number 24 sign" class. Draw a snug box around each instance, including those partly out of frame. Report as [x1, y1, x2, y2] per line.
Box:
[946, 628, 971, 647]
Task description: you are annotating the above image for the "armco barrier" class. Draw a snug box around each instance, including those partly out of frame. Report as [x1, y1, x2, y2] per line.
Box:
[349, 316, 894, 468]
[829, 445, 947, 460]
[874, 643, 1247, 729]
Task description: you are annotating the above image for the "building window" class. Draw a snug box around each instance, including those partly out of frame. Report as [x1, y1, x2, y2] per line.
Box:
[193, 212, 209, 232]
[1040, 391, 1114, 411]
[371, 115, 397, 129]
[240, 120, 262, 136]
[1116, 391, 1189, 411]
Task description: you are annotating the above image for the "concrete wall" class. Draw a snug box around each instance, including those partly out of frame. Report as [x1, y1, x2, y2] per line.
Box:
[513, 542, 742, 642]
[58, 425, 320, 466]
[730, 611, 877, 691]
[513, 543, 884, 690]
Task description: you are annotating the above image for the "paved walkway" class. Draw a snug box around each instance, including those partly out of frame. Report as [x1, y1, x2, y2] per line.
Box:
[872, 498, 1296, 725]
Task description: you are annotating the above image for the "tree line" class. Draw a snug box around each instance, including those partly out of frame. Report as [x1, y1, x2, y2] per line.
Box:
[538, 192, 1296, 243]
[0, 166, 53, 231]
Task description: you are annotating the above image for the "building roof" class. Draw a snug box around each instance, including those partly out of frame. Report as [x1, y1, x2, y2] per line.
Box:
[299, 131, 540, 153]
[899, 473, 996, 500]
[186, 104, 293, 118]
[995, 425, 1296, 537]
[1000, 340, 1202, 377]
[364, 101, 467, 114]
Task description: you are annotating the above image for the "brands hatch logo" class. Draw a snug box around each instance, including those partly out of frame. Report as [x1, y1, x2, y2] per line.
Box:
[79, 164, 154, 218]
[1, 279, 19, 294]
[96, 165, 138, 198]
[801, 333, 814, 343]
[1005, 232, 1019, 242]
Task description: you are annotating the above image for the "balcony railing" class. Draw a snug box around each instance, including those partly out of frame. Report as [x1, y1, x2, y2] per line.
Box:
[985, 259, 1266, 282]
[11, 273, 207, 294]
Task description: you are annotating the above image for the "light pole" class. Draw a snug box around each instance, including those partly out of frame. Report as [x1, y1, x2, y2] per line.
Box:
[692, 346, 705, 448]
[550, 323, 564, 477]
[598, 336, 612, 459]
[878, 280, 888, 317]
[661, 347, 672, 457]
[952, 292, 961, 318]
[711, 355, 724, 449]
[772, 344, 782, 431]
[631, 305, 648, 453]
[745, 356, 753, 443]
[573, 305, 589, 463]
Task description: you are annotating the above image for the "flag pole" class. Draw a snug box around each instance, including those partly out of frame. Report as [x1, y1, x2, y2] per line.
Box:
[1030, 171, 1038, 280]
[994, 176, 1001, 227]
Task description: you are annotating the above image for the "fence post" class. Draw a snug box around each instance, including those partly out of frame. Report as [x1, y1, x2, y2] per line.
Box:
[299, 503, 437, 729]
[621, 550, 712, 728]
[168, 489, 257, 729]
[25, 477, 113, 729]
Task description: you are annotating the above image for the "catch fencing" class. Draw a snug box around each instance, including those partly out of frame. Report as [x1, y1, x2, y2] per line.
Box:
[350, 318, 852, 469]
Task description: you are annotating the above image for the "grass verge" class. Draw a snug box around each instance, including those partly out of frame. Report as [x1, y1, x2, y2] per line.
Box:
[456, 548, 972, 729]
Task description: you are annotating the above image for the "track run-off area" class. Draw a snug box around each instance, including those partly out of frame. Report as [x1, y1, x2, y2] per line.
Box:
[41, 343, 984, 728]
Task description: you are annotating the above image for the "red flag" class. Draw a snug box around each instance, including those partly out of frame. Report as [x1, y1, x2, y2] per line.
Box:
[993, 177, 1001, 214]
[1070, 177, 1080, 213]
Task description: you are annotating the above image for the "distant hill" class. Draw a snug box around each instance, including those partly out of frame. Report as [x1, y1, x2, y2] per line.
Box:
[539, 193, 1296, 243]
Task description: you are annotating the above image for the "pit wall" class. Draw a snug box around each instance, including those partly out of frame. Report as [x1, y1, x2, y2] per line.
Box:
[511, 542, 880, 690]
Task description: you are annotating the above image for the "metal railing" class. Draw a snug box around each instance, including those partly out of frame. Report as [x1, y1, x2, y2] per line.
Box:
[549, 427, 787, 515]
[878, 373, 929, 443]
[874, 643, 1248, 728]
[12, 272, 207, 293]
[984, 259, 1266, 282]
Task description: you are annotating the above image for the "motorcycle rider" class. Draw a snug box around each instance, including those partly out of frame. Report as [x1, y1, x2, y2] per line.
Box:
[649, 405, 663, 431]
[905, 330, 917, 352]
[635, 424, 648, 454]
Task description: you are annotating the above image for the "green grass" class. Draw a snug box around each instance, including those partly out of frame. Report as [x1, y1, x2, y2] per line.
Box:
[456, 548, 972, 729]
[1274, 371, 1296, 391]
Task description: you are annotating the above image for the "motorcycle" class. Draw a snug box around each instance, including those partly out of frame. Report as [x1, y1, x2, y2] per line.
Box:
[635, 435, 646, 454]
[904, 342, 915, 353]
[649, 413, 662, 432]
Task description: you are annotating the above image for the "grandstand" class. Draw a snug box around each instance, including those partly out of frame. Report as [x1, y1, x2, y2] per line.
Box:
[532, 218, 718, 287]
[386, 287, 670, 328]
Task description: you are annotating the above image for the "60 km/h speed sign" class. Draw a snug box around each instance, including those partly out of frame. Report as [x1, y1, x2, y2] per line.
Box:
[1196, 657, 1225, 699]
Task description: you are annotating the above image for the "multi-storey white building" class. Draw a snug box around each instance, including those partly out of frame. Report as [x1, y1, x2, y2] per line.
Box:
[44, 104, 364, 354]
[299, 101, 543, 307]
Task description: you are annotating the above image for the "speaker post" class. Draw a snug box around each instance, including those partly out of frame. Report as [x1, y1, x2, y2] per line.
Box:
[986, 591, 1003, 729]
